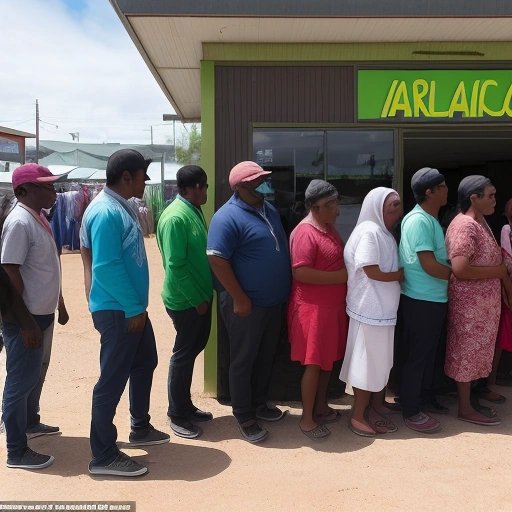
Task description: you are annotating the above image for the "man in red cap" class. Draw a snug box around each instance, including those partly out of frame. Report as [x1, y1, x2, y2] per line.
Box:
[1, 163, 69, 470]
[207, 161, 291, 443]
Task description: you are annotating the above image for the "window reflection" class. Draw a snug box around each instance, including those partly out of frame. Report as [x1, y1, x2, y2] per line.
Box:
[253, 129, 394, 239]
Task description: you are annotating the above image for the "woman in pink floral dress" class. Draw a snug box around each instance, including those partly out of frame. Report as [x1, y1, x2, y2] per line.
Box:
[445, 176, 512, 426]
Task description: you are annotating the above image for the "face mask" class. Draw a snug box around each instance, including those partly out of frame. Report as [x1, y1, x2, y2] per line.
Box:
[254, 183, 267, 195]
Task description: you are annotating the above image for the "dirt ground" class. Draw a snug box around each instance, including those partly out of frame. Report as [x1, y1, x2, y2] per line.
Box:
[1, 237, 512, 511]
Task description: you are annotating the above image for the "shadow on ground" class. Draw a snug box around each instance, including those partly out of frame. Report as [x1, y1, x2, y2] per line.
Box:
[27, 435, 231, 481]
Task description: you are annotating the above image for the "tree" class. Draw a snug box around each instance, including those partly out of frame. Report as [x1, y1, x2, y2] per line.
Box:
[175, 124, 201, 165]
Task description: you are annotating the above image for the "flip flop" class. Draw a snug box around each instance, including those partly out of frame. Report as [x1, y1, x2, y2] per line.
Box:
[476, 390, 506, 404]
[470, 398, 498, 418]
[300, 423, 331, 440]
[314, 409, 342, 424]
[365, 407, 398, 434]
[349, 418, 377, 437]
[458, 415, 502, 426]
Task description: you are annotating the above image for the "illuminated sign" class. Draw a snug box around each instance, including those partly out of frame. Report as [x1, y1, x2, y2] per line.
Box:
[358, 70, 512, 121]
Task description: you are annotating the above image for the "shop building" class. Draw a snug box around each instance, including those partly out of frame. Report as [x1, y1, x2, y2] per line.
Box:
[110, 0, 512, 397]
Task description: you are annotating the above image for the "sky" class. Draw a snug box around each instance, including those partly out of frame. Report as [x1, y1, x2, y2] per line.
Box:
[1, 0, 182, 145]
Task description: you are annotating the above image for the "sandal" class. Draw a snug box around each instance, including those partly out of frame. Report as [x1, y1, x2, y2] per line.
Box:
[458, 414, 501, 426]
[314, 409, 342, 424]
[470, 398, 497, 418]
[300, 423, 331, 440]
[348, 418, 376, 437]
[365, 407, 398, 434]
[475, 389, 506, 404]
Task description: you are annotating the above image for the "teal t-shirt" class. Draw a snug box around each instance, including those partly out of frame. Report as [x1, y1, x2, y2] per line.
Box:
[399, 204, 449, 303]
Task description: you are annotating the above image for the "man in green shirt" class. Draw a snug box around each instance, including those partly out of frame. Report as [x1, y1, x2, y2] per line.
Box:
[157, 165, 213, 439]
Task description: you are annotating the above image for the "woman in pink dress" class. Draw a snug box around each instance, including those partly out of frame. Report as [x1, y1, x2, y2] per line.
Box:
[445, 176, 512, 426]
[288, 180, 348, 440]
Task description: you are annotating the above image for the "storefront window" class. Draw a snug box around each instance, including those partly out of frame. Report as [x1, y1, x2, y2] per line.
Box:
[327, 130, 394, 239]
[253, 128, 394, 239]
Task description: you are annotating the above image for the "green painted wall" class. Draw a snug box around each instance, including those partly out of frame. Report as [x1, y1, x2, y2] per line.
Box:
[200, 60, 217, 395]
[204, 41, 512, 62]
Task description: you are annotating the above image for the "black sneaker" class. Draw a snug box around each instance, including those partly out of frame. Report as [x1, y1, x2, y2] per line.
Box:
[88, 452, 147, 477]
[128, 424, 170, 446]
[238, 420, 268, 443]
[26, 423, 60, 439]
[189, 408, 213, 423]
[7, 447, 54, 470]
[256, 404, 286, 422]
[170, 420, 201, 439]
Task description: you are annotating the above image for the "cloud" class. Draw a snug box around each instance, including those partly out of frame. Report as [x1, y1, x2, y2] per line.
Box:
[1, 0, 178, 144]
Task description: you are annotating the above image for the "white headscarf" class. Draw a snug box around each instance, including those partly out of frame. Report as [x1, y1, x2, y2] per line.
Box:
[345, 187, 400, 273]
[344, 187, 401, 325]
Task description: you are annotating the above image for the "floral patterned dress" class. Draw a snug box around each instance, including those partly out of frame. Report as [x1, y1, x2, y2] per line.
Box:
[444, 214, 501, 382]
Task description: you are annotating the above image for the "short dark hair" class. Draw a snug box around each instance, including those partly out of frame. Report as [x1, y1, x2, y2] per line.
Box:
[106, 149, 151, 186]
[458, 175, 492, 213]
[177, 165, 207, 193]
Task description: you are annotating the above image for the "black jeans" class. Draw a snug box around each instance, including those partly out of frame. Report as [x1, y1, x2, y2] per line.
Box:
[219, 291, 283, 425]
[90, 311, 158, 466]
[166, 304, 212, 421]
[398, 295, 448, 419]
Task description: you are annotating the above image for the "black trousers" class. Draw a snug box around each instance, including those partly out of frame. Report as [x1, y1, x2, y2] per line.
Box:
[219, 291, 283, 425]
[166, 304, 212, 421]
[398, 295, 448, 418]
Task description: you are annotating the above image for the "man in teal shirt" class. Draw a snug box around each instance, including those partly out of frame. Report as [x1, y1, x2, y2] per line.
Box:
[157, 165, 213, 439]
[81, 149, 169, 477]
[398, 167, 451, 434]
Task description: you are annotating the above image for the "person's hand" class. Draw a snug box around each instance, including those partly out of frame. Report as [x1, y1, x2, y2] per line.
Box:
[233, 294, 252, 317]
[195, 301, 209, 315]
[396, 268, 404, 282]
[498, 263, 509, 279]
[58, 301, 69, 325]
[503, 278, 512, 310]
[127, 311, 147, 332]
[21, 326, 43, 349]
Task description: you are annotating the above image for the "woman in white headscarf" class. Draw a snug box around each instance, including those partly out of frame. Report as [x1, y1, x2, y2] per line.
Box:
[340, 187, 403, 437]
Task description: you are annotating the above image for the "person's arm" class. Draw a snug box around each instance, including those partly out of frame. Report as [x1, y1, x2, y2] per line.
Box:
[2, 263, 24, 295]
[159, 215, 210, 313]
[89, 213, 144, 314]
[450, 256, 507, 280]
[417, 251, 451, 280]
[1, 265, 42, 348]
[57, 255, 69, 325]
[292, 267, 347, 284]
[363, 265, 403, 283]
[208, 255, 252, 316]
[80, 246, 92, 303]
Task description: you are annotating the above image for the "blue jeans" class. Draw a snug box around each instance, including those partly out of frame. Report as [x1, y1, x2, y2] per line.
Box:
[2, 317, 54, 459]
[90, 310, 158, 466]
[166, 304, 212, 421]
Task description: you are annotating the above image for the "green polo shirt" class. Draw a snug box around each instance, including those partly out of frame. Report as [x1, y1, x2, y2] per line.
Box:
[156, 195, 213, 311]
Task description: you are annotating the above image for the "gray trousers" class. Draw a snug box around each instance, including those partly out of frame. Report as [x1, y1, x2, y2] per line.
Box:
[219, 291, 283, 424]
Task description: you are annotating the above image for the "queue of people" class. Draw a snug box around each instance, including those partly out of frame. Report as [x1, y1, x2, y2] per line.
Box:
[1, 152, 512, 477]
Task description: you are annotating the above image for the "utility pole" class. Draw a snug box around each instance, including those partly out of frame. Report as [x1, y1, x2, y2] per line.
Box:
[162, 114, 181, 161]
[35, 99, 40, 163]
[150, 125, 154, 145]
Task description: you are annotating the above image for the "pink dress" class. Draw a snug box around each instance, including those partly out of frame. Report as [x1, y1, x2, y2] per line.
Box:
[288, 221, 348, 371]
[445, 214, 501, 382]
[497, 230, 512, 351]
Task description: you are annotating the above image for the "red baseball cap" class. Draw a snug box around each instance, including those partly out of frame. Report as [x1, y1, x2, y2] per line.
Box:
[228, 161, 271, 190]
[12, 163, 61, 191]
